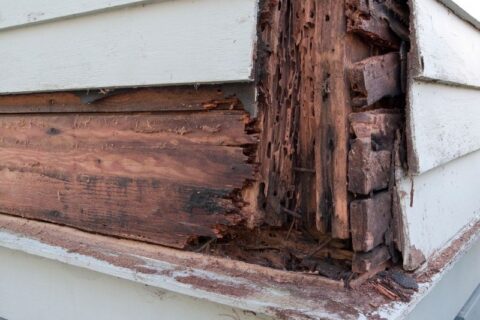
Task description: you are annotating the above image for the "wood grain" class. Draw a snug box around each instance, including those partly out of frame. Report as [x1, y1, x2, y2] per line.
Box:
[0, 100, 256, 248]
[0, 86, 243, 114]
[314, 0, 370, 239]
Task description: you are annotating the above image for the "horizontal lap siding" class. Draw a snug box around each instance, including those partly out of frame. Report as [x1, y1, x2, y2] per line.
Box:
[407, 81, 480, 174]
[0, 0, 258, 93]
[412, 0, 480, 89]
[397, 150, 480, 270]
[399, 0, 480, 269]
[0, 0, 150, 30]
[0, 90, 257, 248]
[408, 0, 480, 174]
[437, 0, 480, 29]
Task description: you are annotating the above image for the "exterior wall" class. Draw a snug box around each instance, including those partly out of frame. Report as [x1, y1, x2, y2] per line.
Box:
[0, 0, 258, 94]
[0, 246, 271, 320]
[399, 0, 480, 269]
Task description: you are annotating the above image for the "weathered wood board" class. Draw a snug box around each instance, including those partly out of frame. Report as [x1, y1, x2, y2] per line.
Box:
[0, 90, 256, 248]
[0, 0, 258, 94]
[412, 0, 480, 88]
[0, 0, 150, 30]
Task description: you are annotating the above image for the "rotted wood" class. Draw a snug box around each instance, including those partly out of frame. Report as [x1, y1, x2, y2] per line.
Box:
[257, 0, 373, 240]
[0, 91, 256, 248]
[352, 245, 391, 273]
[348, 109, 402, 194]
[348, 138, 391, 195]
[0, 86, 242, 114]
[256, 0, 299, 226]
[351, 192, 392, 252]
[313, 0, 369, 239]
[346, 0, 404, 49]
[349, 53, 402, 108]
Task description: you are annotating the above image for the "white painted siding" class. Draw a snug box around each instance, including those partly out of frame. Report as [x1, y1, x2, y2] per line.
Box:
[397, 150, 480, 269]
[400, 0, 480, 269]
[407, 81, 480, 174]
[412, 0, 480, 89]
[0, 0, 258, 94]
[437, 0, 480, 29]
[0, 0, 150, 31]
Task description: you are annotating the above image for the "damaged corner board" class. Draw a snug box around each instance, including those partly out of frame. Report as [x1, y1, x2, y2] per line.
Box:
[346, 0, 410, 274]
[0, 86, 259, 249]
[247, 0, 409, 277]
[0, 0, 411, 281]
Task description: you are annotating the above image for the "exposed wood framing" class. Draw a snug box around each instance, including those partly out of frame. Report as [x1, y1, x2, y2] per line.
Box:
[256, 0, 370, 238]
[256, 0, 409, 274]
[346, 0, 409, 272]
[0, 87, 258, 248]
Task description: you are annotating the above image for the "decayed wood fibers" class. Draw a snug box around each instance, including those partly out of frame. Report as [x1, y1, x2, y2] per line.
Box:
[0, 88, 257, 248]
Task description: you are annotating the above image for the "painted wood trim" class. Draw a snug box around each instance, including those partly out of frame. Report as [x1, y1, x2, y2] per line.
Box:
[407, 81, 480, 174]
[0, 0, 258, 94]
[0, 0, 151, 31]
[0, 246, 270, 320]
[0, 214, 477, 320]
[412, 0, 480, 88]
[437, 0, 480, 29]
[396, 149, 480, 270]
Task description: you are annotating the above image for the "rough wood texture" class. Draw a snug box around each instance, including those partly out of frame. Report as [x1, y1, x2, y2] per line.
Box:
[0, 90, 256, 248]
[349, 53, 402, 108]
[351, 192, 392, 252]
[348, 110, 402, 195]
[352, 245, 391, 273]
[348, 139, 391, 195]
[313, 0, 370, 239]
[0, 86, 243, 114]
[346, 0, 402, 49]
[257, 0, 369, 239]
[346, 0, 409, 273]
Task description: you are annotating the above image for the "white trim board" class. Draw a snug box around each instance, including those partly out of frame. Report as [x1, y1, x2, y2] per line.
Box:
[396, 149, 480, 270]
[0, 246, 270, 320]
[0, 0, 151, 31]
[407, 81, 480, 174]
[437, 0, 480, 30]
[412, 0, 480, 89]
[0, 0, 258, 94]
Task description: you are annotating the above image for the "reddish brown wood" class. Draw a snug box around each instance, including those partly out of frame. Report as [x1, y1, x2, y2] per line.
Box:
[349, 53, 402, 108]
[346, 0, 401, 49]
[348, 110, 402, 195]
[0, 86, 242, 114]
[348, 138, 392, 195]
[0, 95, 256, 248]
[351, 192, 392, 252]
[352, 245, 391, 273]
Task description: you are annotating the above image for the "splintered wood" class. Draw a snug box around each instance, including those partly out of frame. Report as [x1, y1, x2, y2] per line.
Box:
[0, 87, 257, 248]
[346, 0, 409, 273]
[0, 0, 410, 277]
[256, 0, 408, 275]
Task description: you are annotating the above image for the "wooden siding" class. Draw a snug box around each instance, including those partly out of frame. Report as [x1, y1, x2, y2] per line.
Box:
[437, 0, 480, 29]
[398, 0, 480, 269]
[0, 0, 149, 30]
[407, 81, 480, 174]
[0, 87, 257, 248]
[0, 0, 258, 94]
[397, 150, 480, 270]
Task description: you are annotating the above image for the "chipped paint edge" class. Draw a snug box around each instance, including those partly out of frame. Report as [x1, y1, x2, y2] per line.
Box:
[375, 219, 480, 319]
